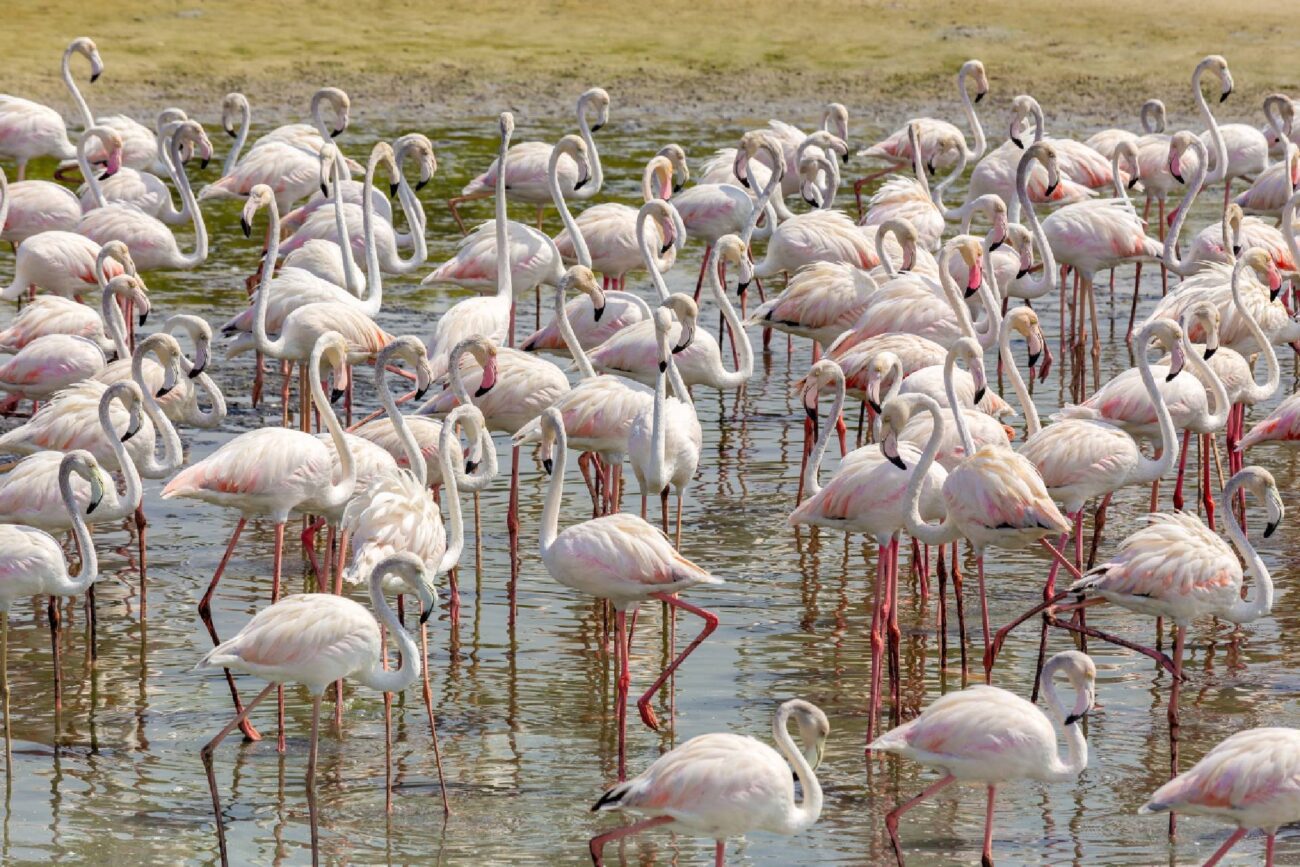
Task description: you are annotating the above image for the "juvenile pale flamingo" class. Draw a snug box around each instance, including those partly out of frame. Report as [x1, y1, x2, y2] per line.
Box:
[448, 88, 609, 233]
[198, 553, 435, 865]
[535, 407, 721, 780]
[0, 38, 100, 179]
[162, 331, 357, 746]
[1140, 727, 1300, 866]
[869, 650, 1094, 867]
[790, 358, 946, 741]
[626, 300, 702, 542]
[589, 699, 828, 867]
[0, 450, 105, 737]
[1061, 466, 1282, 835]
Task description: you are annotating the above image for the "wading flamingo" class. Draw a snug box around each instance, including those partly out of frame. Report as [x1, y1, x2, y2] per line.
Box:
[0, 38, 100, 179]
[869, 650, 1094, 867]
[0, 166, 81, 244]
[589, 699, 828, 867]
[535, 407, 721, 780]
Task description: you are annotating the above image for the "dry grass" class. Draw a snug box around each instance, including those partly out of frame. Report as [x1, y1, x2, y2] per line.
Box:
[3, 0, 1298, 122]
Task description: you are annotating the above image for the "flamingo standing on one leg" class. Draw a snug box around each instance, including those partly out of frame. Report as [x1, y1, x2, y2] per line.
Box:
[588, 699, 828, 867]
[869, 650, 1094, 867]
[534, 407, 721, 781]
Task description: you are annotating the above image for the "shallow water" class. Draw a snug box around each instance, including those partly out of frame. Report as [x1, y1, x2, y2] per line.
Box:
[2, 115, 1299, 866]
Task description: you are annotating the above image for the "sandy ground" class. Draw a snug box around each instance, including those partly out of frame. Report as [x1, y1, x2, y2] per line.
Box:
[3, 0, 1299, 132]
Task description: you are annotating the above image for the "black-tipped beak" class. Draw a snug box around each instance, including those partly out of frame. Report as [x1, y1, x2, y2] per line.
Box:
[1127, 175, 1139, 190]
[225, 126, 237, 139]
[593, 304, 605, 322]
[672, 340, 689, 354]
[1011, 135, 1024, 149]
[98, 171, 112, 181]
[739, 175, 750, 189]
[331, 387, 345, 403]
[88, 493, 102, 513]
[867, 399, 882, 414]
[200, 156, 210, 170]
[1271, 286, 1282, 302]
[389, 182, 400, 198]
[804, 403, 818, 422]
[973, 385, 987, 404]
[241, 217, 252, 238]
[415, 384, 429, 400]
[121, 428, 136, 443]
[658, 360, 668, 372]
[574, 177, 588, 191]
[1203, 346, 1217, 360]
[839, 152, 849, 166]
[887, 453, 907, 471]
[591, 122, 604, 133]
[1165, 369, 1179, 382]
[975, 91, 986, 104]
[542, 457, 554, 475]
[320, 182, 330, 197]
[419, 605, 433, 625]
[416, 178, 429, 191]
[990, 238, 1003, 251]
[1027, 350, 1041, 367]
[189, 361, 206, 379]
[1172, 172, 1184, 184]
[156, 384, 173, 397]
[1220, 90, 1231, 103]
[331, 127, 344, 138]
[737, 279, 751, 296]
[660, 241, 672, 256]
[804, 196, 818, 207]
[1266, 519, 1280, 538]
[1045, 180, 1058, 196]
[673, 182, 684, 193]
[90, 72, 101, 84]
[138, 311, 148, 327]
[1232, 245, 1242, 256]
[1064, 711, 1087, 726]
[1016, 268, 1029, 279]
[465, 459, 479, 474]
[474, 384, 493, 397]
[926, 160, 936, 175]
[221, 324, 237, 337]
[963, 285, 978, 300]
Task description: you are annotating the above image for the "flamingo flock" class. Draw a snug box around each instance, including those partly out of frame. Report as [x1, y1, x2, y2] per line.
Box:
[2, 35, 1300, 867]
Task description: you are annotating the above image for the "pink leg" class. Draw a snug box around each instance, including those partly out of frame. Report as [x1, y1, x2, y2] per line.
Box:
[715, 839, 725, 867]
[1168, 625, 1185, 838]
[886, 775, 957, 866]
[508, 445, 521, 624]
[888, 536, 902, 724]
[589, 816, 674, 866]
[976, 555, 992, 682]
[197, 518, 261, 742]
[300, 517, 328, 587]
[983, 785, 997, 867]
[616, 608, 630, 781]
[866, 542, 887, 750]
[273, 522, 286, 754]
[202, 682, 276, 866]
[1202, 827, 1248, 867]
[1201, 433, 1215, 530]
[1266, 832, 1276, 867]
[636, 593, 719, 731]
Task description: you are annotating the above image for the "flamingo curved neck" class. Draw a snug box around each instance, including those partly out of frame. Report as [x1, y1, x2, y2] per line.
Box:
[999, 316, 1040, 437]
[1182, 333, 1230, 431]
[101, 282, 131, 360]
[1164, 139, 1209, 277]
[902, 394, 962, 545]
[1040, 668, 1088, 780]
[741, 142, 786, 244]
[78, 134, 106, 209]
[359, 570, 421, 693]
[1193, 63, 1230, 185]
[1233, 266, 1280, 404]
[379, 170, 427, 275]
[223, 98, 251, 177]
[538, 421, 568, 557]
[772, 704, 823, 834]
[187, 368, 227, 429]
[944, 347, 976, 456]
[957, 65, 987, 161]
[63, 46, 95, 131]
[1127, 329, 1179, 486]
[54, 462, 99, 596]
[435, 417, 467, 575]
[803, 371, 846, 498]
[1016, 152, 1056, 297]
[574, 98, 604, 198]
[313, 348, 357, 514]
[707, 257, 754, 387]
[356, 149, 385, 308]
[494, 128, 514, 302]
[132, 350, 183, 478]
[933, 148, 969, 214]
[251, 200, 291, 360]
[555, 283, 596, 380]
[376, 352, 425, 487]
[638, 210, 671, 301]
[100, 392, 142, 521]
[1223, 476, 1273, 623]
[167, 132, 208, 268]
[551, 150, 591, 267]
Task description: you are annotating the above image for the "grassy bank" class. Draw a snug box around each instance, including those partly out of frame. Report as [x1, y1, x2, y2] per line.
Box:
[3, 0, 1298, 125]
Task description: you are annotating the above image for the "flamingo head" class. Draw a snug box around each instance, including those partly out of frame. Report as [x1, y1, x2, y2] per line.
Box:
[963, 59, 989, 104]
[661, 294, 698, 355]
[554, 134, 590, 190]
[241, 185, 276, 237]
[877, 395, 915, 471]
[1043, 651, 1096, 725]
[1183, 300, 1220, 361]
[655, 144, 689, 193]
[221, 92, 248, 138]
[579, 88, 611, 133]
[863, 351, 900, 415]
[394, 133, 437, 192]
[69, 37, 103, 82]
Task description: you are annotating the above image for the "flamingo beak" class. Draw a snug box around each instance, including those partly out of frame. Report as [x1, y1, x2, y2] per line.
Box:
[1203, 346, 1217, 360]
[320, 182, 330, 197]
[658, 360, 668, 372]
[1028, 349, 1041, 367]
[225, 125, 237, 139]
[1064, 710, 1088, 725]
[331, 387, 345, 403]
[415, 383, 429, 400]
[887, 452, 907, 470]
[737, 279, 751, 296]
[416, 178, 429, 191]
[1044, 179, 1059, 196]
[1011, 135, 1024, 149]
[975, 90, 986, 103]
[389, 182, 400, 198]
[542, 457, 554, 475]
[138, 311, 149, 327]
[240, 217, 252, 238]
[973, 385, 987, 404]
[465, 459, 479, 475]
[331, 127, 345, 138]
[1016, 267, 1030, 279]
[1220, 89, 1232, 104]
[200, 156, 210, 169]
[1266, 518, 1280, 538]
[593, 303, 605, 322]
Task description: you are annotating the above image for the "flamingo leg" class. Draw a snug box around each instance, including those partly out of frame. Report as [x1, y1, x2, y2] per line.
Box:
[419, 609, 452, 815]
[273, 522, 286, 754]
[135, 505, 149, 617]
[615, 608, 630, 781]
[508, 445, 520, 624]
[1125, 261, 1144, 344]
[588, 816, 674, 867]
[197, 517, 261, 742]
[983, 785, 997, 867]
[306, 693, 322, 866]
[1168, 624, 1186, 838]
[202, 681, 275, 867]
[48, 596, 62, 714]
[1045, 615, 1182, 678]
[936, 544, 949, 674]
[693, 245, 712, 301]
[952, 544, 968, 681]
[1201, 828, 1249, 867]
[1172, 429, 1191, 511]
[888, 536, 903, 725]
[886, 775, 956, 866]
[715, 840, 726, 867]
[1266, 832, 1276, 867]
[976, 554, 992, 683]
[636, 593, 719, 731]
[866, 540, 886, 749]
[1201, 433, 1215, 530]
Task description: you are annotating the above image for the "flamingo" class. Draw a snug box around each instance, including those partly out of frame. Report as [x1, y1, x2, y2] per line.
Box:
[162, 331, 357, 746]
[0, 37, 100, 179]
[218, 88, 357, 171]
[1231, 142, 1299, 218]
[627, 300, 702, 542]
[534, 406, 721, 780]
[854, 59, 989, 211]
[1192, 55, 1270, 210]
[426, 113, 520, 375]
[423, 134, 589, 298]
[448, 87, 609, 233]
[1058, 466, 1282, 835]
[77, 111, 209, 223]
[553, 150, 686, 289]
[588, 234, 753, 390]
[197, 553, 435, 866]
[869, 650, 1094, 867]
[1187, 202, 1296, 272]
[1008, 96, 1116, 190]
[2, 226, 129, 302]
[1084, 98, 1166, 159]
[699, 103, 850, 199]
[790, 358, 946, 740]
[1140, 727, 1300, 866]
[77, 121, 212, 272]
[0, 258, 144, 354]
[0, 450, 106, 737]
[861, 123, 970, 251]
[674, 149, 779, 295]
[589, 699, 828, 867]
[0, 166, 81, 245]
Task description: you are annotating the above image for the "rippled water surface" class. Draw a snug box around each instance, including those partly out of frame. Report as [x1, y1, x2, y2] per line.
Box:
[2, 115, 1299, 866]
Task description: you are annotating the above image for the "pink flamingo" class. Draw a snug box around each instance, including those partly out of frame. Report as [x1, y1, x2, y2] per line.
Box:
[1239, 391, 1300, 450]
[699, 103, 850, 200]
[218, 88, 356, 172]
[448, 88, 609, 233]
[198, 553, 435, 865]
[1187, 202, 1297, 272]
[861, 124, 971, 251]
[0, 450, 105, 736]
[0, 38, 100, 179]
[554, 150, 687, 289]
[77, 110, 204, 223]
[162, 331, 358, 746]
[855, 59, 989, 211]
[534, 406, 721, 781]
[77, 121, 212, 272]
[674, 152, 779, 296]
[1140, 727, 1300, 866]
[870, 650, 1094, 867]
[589, 699, 827, 867]
[1231, 144, 1299, 218]
[1192, 55, 1269, 210]
[1059, 466, 1282, 835]
[2, 229, 129, 302]
[790, 358, 946, 741]
[0, 166, 80, 245]
[1084, 98, 1166, 159]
